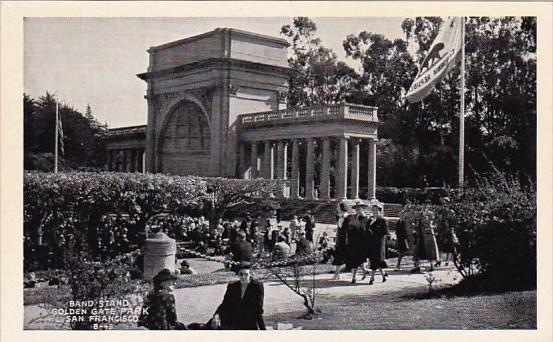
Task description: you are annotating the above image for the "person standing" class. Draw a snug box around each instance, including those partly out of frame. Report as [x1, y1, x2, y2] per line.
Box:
[366, 204, 390, 285]
[304, 211, 315, 243]
[289, 215, 301, 241]
[227, 231, 253, 274]
[210, 262, 266, 330]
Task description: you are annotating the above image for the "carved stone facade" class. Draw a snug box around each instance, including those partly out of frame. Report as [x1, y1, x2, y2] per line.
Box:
[106, 28, 380, 200]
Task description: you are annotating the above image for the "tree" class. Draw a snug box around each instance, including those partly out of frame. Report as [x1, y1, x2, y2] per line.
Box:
[24, 94, 36, 169]
[281, 17, 359, 106]
[464, 17, 536, 182]
[24, 93, 109, 171]
[200, 178, 280, 231]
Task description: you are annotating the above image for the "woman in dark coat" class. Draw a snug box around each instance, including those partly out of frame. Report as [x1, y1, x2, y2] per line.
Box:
[210, 262, 266, 330]
[395, 212, 410, 269]
[344, 208, 369, 284]
[366, 205, 390, 285]
[332, 202, 349, 280]
[139, 269, 186, 330]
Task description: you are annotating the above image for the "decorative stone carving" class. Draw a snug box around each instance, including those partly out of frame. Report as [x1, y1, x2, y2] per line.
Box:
[228, 83, 238, 96]
[278, 90, 288, 104]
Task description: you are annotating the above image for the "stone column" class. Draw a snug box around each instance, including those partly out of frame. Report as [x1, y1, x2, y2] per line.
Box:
[320, 138, 331, 199]
[121, 150, 126, 172]
[142, 150, 146, 174]
[282, 142, 288, 179]
[106, 150, 112, 171]
[135, 149, 142, 172]
[290, 139, 300, 199]
[145, 87, 156, 173]
[262, 141, 274, 179]
[127, 150, 134, 172]
[305, 138, 315, 200]
[238, 142, 246, 179]
[367, 138, 377, 200]
[250, 141, 258, 179]
[130, 150, 137, 172]
[276, 140, 285, 179]
[114, 151, 120, 171]
[351, 139, 360, 199]
[336, 136, 348, 199]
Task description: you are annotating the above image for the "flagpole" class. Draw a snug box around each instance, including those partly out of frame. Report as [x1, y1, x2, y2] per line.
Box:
[55, 102, 58, 173]
[458, 17, 465, 189]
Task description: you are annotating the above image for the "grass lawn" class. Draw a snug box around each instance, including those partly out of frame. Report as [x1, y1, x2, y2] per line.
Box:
[265, 286, 537, 330]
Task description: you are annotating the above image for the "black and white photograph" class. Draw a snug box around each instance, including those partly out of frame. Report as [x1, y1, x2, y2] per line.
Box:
[1, 1, 552, 341]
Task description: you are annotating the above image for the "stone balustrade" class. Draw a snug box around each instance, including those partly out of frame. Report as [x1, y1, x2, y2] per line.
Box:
[240, 103, 378, 127]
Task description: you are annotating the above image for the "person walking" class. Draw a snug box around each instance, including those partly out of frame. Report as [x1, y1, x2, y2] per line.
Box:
[435, 197, 459, 266]
[210, 262, 266, 330]
[395, 211, 410, 269]
[365, 204, 390, 285]
[345, 205, 370, 284]
[411, 208, 440, 273]
[332, 202, 349, 280]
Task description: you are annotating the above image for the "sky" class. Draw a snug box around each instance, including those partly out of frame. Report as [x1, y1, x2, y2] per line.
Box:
[24, 17, 406, 128]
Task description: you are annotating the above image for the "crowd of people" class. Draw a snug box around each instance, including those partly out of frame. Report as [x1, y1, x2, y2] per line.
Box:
[330, 198, 461, 285]
[25, 197, 462, 330]
[331, 201, 390, 284]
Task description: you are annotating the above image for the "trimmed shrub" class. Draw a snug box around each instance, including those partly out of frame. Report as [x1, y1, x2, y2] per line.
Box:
[402, 169, 536, 290]
[376, 186, 452, 204]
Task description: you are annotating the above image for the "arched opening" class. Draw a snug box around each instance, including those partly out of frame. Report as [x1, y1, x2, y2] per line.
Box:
[159, 101, 211, 175]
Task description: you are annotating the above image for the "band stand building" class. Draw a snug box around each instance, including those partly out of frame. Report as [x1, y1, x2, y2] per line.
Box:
[106, 28, 379, 201]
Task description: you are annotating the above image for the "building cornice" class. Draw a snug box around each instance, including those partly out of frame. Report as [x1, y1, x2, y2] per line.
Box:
[137, 57, 294, 81]
[148, 27, 289, 53]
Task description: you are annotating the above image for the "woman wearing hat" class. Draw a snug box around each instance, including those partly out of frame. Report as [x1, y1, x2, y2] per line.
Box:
[332, 201, 350, 280]
[365, 204, 390, 285]
[210, 262, 266, 330]
[139, 269, 185, 330]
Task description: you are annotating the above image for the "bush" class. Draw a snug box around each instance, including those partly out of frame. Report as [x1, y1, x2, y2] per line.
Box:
[24, 172, 206, 268]
[402, 169, 536, 290]
[376, 186, 452, 204]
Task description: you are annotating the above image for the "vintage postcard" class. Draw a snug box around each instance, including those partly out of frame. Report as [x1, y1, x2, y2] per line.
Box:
[1, 1, 552, 342]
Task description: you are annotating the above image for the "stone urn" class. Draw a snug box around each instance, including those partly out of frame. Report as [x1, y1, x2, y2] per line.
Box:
[142, 232, 176, 280]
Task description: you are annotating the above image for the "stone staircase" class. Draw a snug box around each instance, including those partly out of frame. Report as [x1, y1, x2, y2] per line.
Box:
[228, 199, 402, 225]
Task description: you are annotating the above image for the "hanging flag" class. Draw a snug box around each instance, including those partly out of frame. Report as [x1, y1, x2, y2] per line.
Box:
[57, 107, 64, 156]
[406, 17, 463, 103]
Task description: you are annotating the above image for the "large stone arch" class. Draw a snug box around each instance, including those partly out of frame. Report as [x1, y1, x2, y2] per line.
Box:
[157, 98, 211, 175]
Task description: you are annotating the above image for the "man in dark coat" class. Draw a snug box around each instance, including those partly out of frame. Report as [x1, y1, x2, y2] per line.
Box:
[366, 204, 390, 285]
[211, 262, 266, 330]
[227, 231, 253, 273]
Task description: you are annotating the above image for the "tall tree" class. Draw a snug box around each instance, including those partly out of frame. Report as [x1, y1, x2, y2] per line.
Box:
[464, 17, 536, 181]
[281, 17, 358, 107]
[24, 93, 108, 171]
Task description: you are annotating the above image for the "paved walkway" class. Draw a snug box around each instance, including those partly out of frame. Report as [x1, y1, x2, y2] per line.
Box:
[174, 265, 459, 325]
[24, 262, 458, 329]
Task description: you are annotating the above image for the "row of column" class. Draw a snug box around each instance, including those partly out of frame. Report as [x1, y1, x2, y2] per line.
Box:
[106, 149, 145, 173]
[240, 136, 376, 200]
